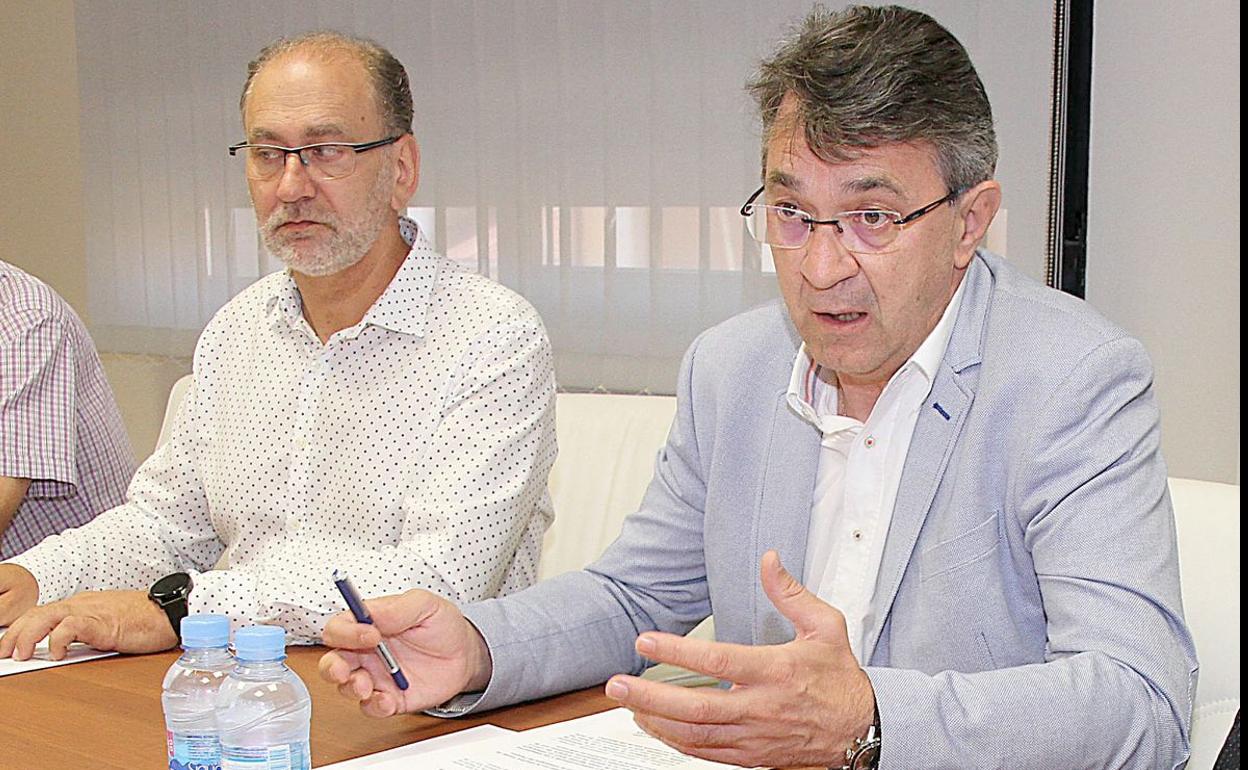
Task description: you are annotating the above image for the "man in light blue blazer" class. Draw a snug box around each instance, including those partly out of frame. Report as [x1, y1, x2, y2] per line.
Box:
[320, 6, 1197, 769]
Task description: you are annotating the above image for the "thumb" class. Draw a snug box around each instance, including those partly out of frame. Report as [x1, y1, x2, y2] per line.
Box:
[760, 550, 850, 644]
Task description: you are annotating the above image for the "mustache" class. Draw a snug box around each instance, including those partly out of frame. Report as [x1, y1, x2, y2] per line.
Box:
[263, 206, 337, 233]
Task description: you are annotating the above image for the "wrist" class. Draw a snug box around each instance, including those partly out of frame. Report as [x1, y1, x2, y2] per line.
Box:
[464, 621, 494, 693]
[841, 674, 881, 770]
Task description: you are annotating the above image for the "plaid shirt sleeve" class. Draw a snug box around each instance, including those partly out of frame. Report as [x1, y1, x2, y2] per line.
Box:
[0, 305, 77, 496]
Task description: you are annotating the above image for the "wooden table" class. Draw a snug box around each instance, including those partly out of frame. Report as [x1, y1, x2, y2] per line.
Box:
[0, 646, 617, 769]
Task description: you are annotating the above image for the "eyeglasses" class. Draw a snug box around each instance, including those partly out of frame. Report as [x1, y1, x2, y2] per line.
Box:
[739, 185, 963, 254]
[227, 136, 401, 181]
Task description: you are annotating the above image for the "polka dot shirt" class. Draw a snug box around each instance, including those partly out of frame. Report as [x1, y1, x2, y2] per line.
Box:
[10, 219, 557, 643]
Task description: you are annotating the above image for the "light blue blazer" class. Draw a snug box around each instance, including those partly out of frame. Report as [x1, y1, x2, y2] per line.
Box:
[462, 251, 1198, 769]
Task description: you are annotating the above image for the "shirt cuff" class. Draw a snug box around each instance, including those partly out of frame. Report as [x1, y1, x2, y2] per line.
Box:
[5, 538, 79, 603]
[424, 690, 487, 718]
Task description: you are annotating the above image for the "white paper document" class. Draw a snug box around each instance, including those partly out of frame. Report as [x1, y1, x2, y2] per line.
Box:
[0, 627, 117, 677]
[318, 725, 516, 768]
[388, 708, 745, 770]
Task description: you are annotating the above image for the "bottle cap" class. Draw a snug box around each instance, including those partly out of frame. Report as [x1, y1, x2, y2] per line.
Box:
[232, 625, 287, 662]
[179, 613, 230, 649]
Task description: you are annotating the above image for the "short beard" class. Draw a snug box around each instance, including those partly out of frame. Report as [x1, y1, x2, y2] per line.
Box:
[259, 159, 395, 277]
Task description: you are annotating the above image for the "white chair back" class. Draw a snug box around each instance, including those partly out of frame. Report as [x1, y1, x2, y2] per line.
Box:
[541, 392, 677, 580]
[1170, 477, 1241, 769]
[156, 374, 194, 448]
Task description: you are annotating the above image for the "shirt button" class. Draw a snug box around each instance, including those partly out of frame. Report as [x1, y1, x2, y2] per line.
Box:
[852, 529, 864, 541]
[864, 435, 876, 448]
[287, 517, 301, 532]
[294, 436, 308, 450]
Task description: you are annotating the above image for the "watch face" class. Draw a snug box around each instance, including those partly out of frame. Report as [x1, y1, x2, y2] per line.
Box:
[150, 572, 192, 601]
[852, 740, 881, 770]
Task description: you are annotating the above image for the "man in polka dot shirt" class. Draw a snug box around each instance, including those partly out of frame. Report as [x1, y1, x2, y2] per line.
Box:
[0, 33, 556, 656]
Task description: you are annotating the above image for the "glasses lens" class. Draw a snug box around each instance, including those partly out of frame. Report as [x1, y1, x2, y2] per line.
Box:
[839, 212, 900, 253]
[302, 144, 356, 180]
[242, 147, 285, 180]
[237, 144, 359, 180]
[746, 206, 809, 248]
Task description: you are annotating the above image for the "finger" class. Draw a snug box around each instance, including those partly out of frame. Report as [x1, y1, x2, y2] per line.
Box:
[605, 673, 742, 725]
[4, 608, 66, 661]
[359, 689, 402, 718]
[47, 616, 111, 660]
[365, 589, 444, 636]
[759, 550, 848, 642]
[631, 710, 755, 753]
[322, 611, 382, 649]
[633, 631, 775, 685]
[318, 649, 365, 685]
[630, 712, 755, 767]
[346, 668, 377, 701]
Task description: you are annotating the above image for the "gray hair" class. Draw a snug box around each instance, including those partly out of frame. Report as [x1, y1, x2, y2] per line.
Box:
[240, 31, 413, 138]
[748, 5, 997, 192]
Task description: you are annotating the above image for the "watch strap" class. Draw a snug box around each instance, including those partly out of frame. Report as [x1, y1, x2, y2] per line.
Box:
[148, 572, 192, 641]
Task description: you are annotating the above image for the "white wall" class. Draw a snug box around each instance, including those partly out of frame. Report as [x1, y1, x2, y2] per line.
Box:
[1087, 1, 1240, 483]
[5, 3, 1236, 483]
[0, 0, 87, 314]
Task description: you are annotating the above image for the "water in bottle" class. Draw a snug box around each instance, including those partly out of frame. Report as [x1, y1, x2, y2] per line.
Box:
[216, 625, 312, 770]
[162, 613, 235, 770]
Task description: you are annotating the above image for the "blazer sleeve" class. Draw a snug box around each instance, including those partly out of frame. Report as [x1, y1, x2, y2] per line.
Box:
[454, 329, 717, 714]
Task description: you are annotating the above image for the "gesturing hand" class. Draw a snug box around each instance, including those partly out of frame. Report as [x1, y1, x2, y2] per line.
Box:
[319, 588, 493, 718]
[604, 550, 876, 769]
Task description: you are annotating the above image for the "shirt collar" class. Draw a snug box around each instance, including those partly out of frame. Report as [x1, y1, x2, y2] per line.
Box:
[264, 216, 438, 339]
[785, 274, 969, 428]
[908, 270, 968, 382]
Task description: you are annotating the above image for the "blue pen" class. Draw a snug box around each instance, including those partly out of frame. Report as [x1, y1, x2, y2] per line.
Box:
[332, 569, 410, 691]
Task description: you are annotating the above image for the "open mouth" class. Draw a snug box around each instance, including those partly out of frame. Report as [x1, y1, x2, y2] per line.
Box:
[815, 310, 867, 324]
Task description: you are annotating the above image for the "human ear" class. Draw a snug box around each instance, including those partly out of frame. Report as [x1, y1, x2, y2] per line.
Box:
[389, 134, 421, 212]
[953, 180, 1002, 268]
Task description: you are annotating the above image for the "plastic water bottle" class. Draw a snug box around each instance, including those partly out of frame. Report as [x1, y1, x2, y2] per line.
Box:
[216, 625, 312, 770]
[162, 613, 235, 770]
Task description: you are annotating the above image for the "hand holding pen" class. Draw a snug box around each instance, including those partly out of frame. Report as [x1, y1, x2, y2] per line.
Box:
[332, 570, 409, 691]
[319, 583, 496, 717]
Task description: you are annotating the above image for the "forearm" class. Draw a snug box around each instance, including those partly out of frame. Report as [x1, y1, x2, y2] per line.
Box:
[7, 499, 196, 602]
[0, 476, 31, 535]
[456, 570, 648, 714]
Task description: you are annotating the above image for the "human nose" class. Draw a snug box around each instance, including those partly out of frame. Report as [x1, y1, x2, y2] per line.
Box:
[799, 223, 860, 289]
[274, 151, 316, 202]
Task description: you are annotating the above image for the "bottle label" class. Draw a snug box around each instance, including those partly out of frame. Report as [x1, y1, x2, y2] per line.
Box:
[166, 729, 222, 770]
[221, 742, 310, 770]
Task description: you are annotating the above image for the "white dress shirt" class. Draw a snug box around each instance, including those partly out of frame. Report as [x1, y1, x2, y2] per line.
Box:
[9, 219, 557, 642]
[787, 277, 966, 661]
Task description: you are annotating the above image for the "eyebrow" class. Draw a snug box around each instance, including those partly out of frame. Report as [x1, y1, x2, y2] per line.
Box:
[763, 171, 905, 200]
[764, 170, 803, 191]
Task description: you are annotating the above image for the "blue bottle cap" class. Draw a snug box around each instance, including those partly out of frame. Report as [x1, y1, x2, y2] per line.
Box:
[232, 625, 287, 662]
[180, 614, 230, 649]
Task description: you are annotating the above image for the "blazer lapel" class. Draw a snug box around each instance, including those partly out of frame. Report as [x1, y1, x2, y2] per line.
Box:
[861, 254, 994, 661]
[752, 391, 822, 645]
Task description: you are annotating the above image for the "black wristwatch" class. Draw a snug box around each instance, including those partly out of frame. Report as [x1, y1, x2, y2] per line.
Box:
[841, 699, 881, 770]
[148, 572, 193, 641]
